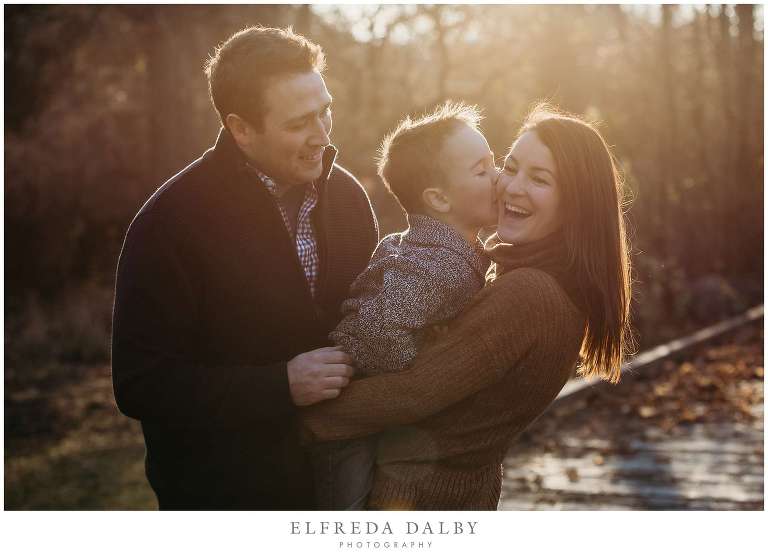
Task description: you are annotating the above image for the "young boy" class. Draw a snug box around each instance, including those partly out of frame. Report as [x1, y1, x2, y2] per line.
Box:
[311, 101, 498, 509]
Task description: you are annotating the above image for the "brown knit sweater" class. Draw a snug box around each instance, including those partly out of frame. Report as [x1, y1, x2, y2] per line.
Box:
[303, 232, 586, 510]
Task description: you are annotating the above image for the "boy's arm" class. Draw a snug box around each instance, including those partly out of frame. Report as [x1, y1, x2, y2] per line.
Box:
[303, 270, 566, 442]
[331, 253, 470, 374]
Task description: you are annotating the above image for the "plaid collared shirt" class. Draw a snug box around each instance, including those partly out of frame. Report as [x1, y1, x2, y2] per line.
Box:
[249, 166, 320, 298]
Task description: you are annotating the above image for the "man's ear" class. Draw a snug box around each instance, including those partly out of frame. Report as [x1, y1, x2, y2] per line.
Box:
[422, 187, 451, 214]
[226, 113, 252, 147]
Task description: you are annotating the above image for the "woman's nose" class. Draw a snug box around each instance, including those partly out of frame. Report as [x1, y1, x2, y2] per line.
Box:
[497, 172, 514, 196]
[499, 171, 524, 197]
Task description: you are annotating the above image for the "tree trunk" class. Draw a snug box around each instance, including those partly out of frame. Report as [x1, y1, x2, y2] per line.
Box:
[734, 4, 762, 275]
[657, 5, 677, 313]
[715, 5, 735, 272]
[688, 9, 712, 274]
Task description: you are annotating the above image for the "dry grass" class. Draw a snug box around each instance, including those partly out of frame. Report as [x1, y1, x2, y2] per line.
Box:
[5, 363, 156, 509]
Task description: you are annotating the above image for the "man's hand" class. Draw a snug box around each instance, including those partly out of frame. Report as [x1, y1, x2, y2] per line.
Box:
[287, 346, 355, 406]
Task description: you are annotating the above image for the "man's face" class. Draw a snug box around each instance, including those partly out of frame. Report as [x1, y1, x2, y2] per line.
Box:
[240, 71, 333, 186]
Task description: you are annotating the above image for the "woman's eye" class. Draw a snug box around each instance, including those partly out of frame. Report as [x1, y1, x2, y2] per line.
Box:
[533, 177, 548, 185]
[504, 166, 517, 175]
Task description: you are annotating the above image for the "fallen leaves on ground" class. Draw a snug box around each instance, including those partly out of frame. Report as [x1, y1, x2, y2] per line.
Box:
[518, 324, 763, 451]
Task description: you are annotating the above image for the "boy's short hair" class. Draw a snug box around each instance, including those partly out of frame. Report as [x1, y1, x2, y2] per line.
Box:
[204, 25, 326, 130]
[377, 101, 483, 215]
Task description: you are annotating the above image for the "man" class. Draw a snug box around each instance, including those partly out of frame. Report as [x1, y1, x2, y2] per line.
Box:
[111, 26, 379, 509]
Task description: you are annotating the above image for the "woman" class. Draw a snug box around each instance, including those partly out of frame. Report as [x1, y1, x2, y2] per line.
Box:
[303, 103, 633, 510]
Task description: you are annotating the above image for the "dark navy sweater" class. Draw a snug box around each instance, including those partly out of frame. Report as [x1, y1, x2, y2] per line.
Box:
[111, 128, 378, 509]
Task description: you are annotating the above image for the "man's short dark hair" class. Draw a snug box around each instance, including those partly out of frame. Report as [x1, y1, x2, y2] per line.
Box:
[204, 25, 326, 130]
[377, 101, 483, 215]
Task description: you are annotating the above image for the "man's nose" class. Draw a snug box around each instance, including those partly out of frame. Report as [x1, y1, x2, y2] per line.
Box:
[308, 117, 331, 147]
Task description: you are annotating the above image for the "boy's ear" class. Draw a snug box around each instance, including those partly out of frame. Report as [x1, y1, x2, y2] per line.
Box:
[422, 187, 451, 214]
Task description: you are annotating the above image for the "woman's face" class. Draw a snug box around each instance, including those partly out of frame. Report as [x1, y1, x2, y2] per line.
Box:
[496, 130, 562, 244]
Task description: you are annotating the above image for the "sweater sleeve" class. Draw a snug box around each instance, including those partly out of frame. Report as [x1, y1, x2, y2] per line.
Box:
[303, 269, 561, 441]
[330, 253, 471, 375]
[111, 211, 295, 426]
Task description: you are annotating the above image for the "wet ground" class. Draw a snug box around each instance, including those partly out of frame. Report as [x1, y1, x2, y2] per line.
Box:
[500, 323, 764, 510]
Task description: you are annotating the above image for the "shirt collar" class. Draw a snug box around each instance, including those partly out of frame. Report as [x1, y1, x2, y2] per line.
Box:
[244, 163, 319, 199]
[245, 164, 280, 196]
[404, 214, 491, 279]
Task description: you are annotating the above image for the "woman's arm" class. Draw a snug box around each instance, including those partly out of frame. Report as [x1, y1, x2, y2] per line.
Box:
[303, 268, 562, 441]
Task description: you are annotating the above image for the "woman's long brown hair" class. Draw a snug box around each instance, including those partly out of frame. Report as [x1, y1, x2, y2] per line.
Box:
[519, 104, 634, 382]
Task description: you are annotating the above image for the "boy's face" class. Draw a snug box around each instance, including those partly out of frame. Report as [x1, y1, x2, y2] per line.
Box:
[438, 124, 498, 234]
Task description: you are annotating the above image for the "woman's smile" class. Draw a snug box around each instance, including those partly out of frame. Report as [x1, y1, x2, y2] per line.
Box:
[502, 202, 532, 219]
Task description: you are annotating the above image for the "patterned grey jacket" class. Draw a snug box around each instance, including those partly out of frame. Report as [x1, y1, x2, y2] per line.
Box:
[330, 214, 491, 376]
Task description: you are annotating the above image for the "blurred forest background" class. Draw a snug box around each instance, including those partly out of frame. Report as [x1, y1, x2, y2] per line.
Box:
[4, 4, 764, 508]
